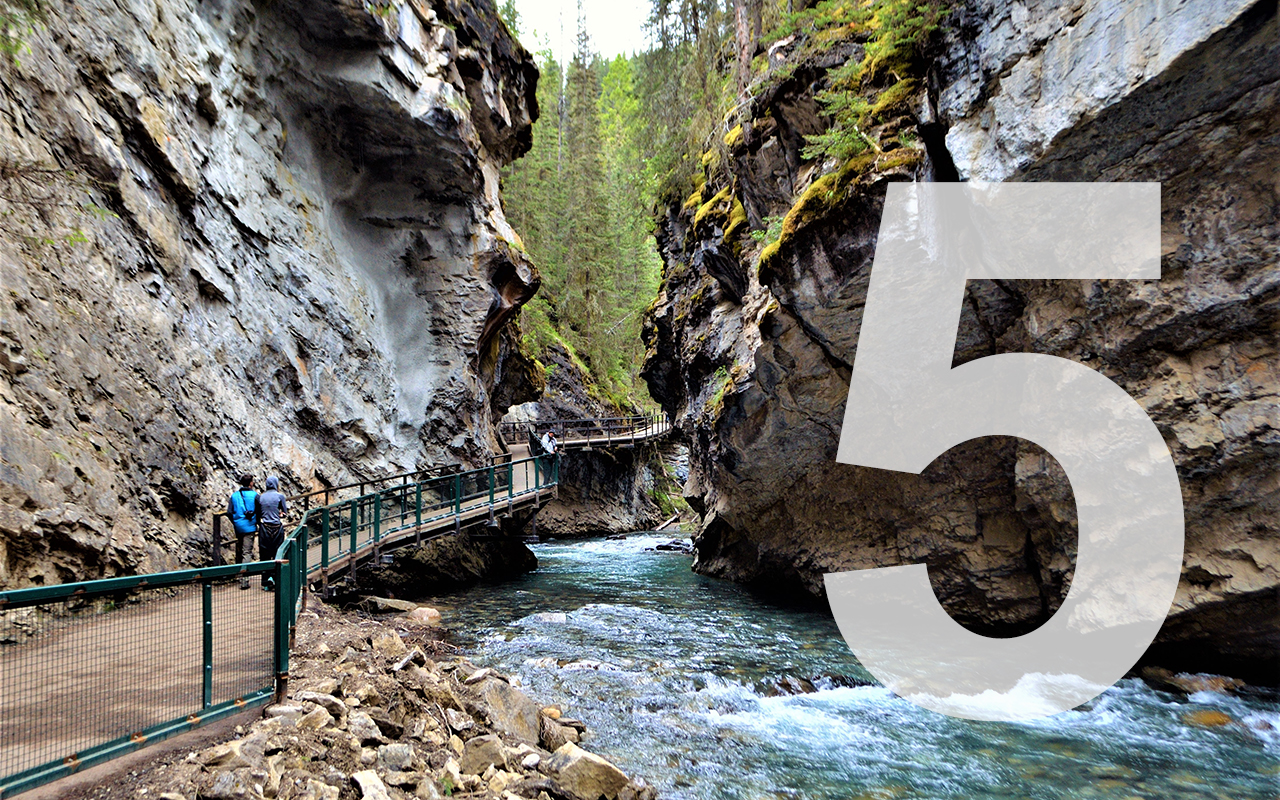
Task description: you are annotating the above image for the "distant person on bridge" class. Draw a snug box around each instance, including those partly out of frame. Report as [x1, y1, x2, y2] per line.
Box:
[540, 430, 558, 455]
[227, 474, 258, 589]
[255, 476, 288, 591]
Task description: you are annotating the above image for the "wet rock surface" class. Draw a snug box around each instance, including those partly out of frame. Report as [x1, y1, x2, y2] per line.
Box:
[0, 0, 541, 588]
[642, 0, 1279, 679]
[78, 603, 656, 800]
[356, 531, 539, 598]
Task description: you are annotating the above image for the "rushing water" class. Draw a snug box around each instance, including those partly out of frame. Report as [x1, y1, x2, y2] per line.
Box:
[418, 533, 1279, 799]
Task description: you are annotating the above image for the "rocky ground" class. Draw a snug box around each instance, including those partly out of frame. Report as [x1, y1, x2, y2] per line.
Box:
[61, 602, 656, 800]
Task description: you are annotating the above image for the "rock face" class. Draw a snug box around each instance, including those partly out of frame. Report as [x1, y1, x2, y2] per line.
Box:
[643, 0, 1278, 680]
[0, 0, 542, 587]
[360, 529, 538, 597]
[504, 346, 670, 537]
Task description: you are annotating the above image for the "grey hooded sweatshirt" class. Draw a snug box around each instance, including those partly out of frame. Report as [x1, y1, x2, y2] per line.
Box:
[255, 476, 288, 526]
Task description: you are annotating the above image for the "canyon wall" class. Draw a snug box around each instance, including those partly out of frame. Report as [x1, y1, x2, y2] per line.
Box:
[0, 0, 542, 588]
[643, 0, 1278, 679]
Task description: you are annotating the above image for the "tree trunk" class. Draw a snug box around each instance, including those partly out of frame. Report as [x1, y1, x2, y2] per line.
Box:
[735, 0, 750, 98]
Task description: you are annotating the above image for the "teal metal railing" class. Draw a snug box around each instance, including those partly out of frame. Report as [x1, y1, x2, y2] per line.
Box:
[0, 454, 558, 798]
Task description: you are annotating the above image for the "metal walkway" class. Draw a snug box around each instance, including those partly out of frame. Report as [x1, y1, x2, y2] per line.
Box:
[0, 413, 672, 797]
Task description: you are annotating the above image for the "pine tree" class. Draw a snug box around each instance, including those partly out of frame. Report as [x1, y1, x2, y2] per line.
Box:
[562, 9, 613, 354]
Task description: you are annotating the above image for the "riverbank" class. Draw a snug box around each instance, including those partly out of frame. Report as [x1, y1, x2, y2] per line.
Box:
[53, 602, 656, 800]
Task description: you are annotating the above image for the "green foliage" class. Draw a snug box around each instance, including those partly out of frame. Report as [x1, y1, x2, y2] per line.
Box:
[636, 0, 737, 204]
[497, 0, 520, 35]
[504, 39, 664, 409]
[706, 365, 731, 414]
[649, 455, 690, 520]
[367, 1, 394, 21]
[0, 0, 45, 62]
[750, 214, 785, 246]
[762, 0, 864, 43]
[0, 158, 120, 252]
[803, 0, 948, 162]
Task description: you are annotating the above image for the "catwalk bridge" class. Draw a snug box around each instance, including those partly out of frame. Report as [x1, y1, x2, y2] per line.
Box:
[0, 413, 672, 797]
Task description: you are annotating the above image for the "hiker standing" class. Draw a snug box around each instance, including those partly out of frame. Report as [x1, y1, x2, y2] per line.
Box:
[255, 476, 288, 591]
[540, 430, 558, 455]
[227, 474, 258, 589]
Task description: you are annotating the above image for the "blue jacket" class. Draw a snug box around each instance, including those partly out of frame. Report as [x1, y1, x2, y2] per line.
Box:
[227, 488, 258, 535]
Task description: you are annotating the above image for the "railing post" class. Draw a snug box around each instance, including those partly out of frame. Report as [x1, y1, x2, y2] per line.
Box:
[299, 526, 309, 613]
[273, 559, 288, 703]
[488, 465, 495, 506]
[321, 507, 330, 596]
[373, 491, 381, 562]
[415, 480, 423, 545]
[202, 578, 213, 709]
[507, 461, 514, 512]
[211, 514, 222, 567]
[349, 498, 358, 557]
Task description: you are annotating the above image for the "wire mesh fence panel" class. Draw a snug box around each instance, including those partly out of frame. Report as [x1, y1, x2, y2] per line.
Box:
[0, 572, 278, 788]
[0, 586, 201, 780]
[208, 576, 275, 706]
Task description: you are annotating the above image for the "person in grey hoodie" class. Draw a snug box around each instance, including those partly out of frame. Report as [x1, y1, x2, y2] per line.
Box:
[255, 476, 288, 591]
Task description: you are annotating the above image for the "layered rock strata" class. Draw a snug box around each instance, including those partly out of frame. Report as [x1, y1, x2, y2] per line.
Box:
[0, 0, 542, 587]
[643, 0, 1278, 679]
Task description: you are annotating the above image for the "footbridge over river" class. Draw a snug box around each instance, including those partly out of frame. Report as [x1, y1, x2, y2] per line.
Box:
[0, 413, 672, 797]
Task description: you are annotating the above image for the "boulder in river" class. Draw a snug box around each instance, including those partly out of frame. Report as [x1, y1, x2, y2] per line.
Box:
[1142, 667, 1247, 695]
[543, 742, 634, 800]
[1181, 709, 1234, 728]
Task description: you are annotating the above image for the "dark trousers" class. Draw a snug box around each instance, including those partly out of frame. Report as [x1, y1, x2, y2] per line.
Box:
[258, 522, 285, 561]
[259, 523, 284, 588]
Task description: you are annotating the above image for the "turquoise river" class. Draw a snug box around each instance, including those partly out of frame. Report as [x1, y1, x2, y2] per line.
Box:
[421, 533, 1279, 800]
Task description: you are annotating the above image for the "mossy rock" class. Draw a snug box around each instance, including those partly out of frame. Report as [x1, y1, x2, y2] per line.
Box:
[694, 186, 733, 227]
[724, 124, 744, 150]
[758, 148, 922, 280]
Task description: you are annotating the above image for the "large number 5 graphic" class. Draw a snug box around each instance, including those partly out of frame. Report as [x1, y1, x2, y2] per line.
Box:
[825, 183, 1183, 721]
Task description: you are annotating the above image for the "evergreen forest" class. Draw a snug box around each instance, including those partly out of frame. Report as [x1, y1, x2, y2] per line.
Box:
[499, 0, 944, 408]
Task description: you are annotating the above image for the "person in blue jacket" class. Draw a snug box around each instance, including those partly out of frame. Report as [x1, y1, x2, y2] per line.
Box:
[227, 474, 258, 589]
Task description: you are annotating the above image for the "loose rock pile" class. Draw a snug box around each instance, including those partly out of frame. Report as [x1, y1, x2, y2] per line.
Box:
[141, 603, 656, 800]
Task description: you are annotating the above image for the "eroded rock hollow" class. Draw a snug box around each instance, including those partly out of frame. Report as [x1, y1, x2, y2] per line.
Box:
[0, 0, 542, 586]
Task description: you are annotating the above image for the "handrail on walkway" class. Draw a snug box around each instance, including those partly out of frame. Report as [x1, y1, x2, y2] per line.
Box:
[499, 410, 672, 446]
[0, 453, 559, 798]
[1, 413, 670, 796]
[209, 462, 465, 568]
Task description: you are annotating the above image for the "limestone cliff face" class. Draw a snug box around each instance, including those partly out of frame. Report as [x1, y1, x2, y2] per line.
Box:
[0, 0, 541, 587]
[504, 347, 667, 537]
[644, 0, 1278, 678]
